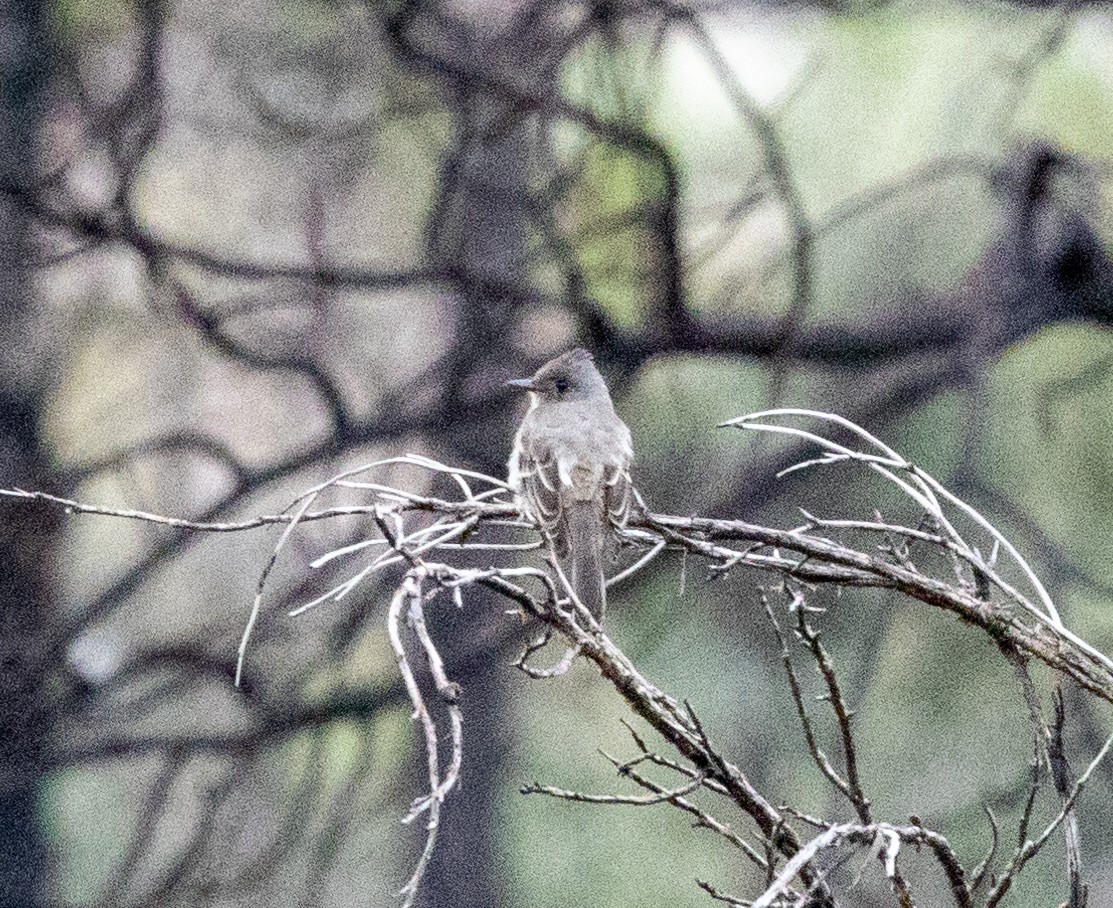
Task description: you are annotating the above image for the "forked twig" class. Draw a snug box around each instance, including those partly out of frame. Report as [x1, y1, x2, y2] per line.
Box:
[721, 410, 1112, 679]
[985, 726, 1113, 908]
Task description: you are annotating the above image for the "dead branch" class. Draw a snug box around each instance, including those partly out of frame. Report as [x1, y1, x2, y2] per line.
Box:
[7, 412, 1113, 908]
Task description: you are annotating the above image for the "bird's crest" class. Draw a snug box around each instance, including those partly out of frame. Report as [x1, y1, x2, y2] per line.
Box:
[556, 348, 593, 366]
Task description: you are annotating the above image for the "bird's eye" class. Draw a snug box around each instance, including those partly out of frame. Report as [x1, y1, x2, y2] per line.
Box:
[554, 378, 569, 394]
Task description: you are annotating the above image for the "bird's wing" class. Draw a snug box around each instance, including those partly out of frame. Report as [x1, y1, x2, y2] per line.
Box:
[515, 432, 569, 556]
[604, 422, 635, 532]
[603, 461, 632, 531]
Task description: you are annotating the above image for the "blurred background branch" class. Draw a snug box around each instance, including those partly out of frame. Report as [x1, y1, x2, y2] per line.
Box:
[2, 0, 1113, 906]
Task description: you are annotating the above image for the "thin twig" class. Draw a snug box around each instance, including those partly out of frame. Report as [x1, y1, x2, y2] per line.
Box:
[748, 822, 970, 908]
[787, 588, 872, 824]
[986, 727, 1113, 908]
[696, 878, 749, 906]
[762, 590, 863, 817]
[969, 805, 1000, 894]
[521, 772, 706, 806]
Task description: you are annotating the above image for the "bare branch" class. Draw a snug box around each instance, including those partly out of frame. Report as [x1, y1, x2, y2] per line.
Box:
[763, 589, 866, 819]
[9, 421, 1113, 908]
[10, 426, 1113, 705]
[787, 589, 871, 824]
[597, 750, 771, 872]
[986, 726, 1113, 908]
[748, 821, 970, 908]
[696, 878, 748, 906]
[968, 805, 1000, 895]
[386, 572, 463, 907]
[520, 772, 706, 807]
[1049, 689, 1087, 908]
[513, 629, 580, 679]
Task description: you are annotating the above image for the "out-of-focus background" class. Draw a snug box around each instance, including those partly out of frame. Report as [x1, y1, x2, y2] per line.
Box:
[2, 0, 1113, 906]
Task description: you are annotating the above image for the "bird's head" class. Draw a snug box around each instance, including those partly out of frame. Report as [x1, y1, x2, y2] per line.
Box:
[506, 348, 608, 403]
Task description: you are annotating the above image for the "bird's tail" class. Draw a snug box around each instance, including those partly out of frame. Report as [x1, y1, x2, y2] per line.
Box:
[567, 500, 606, 622]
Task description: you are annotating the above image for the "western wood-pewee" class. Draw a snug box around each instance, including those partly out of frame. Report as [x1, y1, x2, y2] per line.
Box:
[506, 348, 634, 621]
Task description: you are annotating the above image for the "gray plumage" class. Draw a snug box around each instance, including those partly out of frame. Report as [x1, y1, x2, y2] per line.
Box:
[506, 349, 634, 621]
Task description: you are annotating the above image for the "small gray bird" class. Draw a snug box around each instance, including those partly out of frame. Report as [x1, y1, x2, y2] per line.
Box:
[506, 349, 634, 621]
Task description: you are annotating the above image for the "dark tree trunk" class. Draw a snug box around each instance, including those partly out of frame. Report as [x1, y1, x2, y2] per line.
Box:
[0, 2, 54, 906]
[415, 10, 543, 908]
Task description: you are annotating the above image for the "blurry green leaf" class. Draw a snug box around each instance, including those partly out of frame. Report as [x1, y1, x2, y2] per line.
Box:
[52, 0, 134, 41]
[42, 768, 134, 903]
[1014, 22, 1113, 158]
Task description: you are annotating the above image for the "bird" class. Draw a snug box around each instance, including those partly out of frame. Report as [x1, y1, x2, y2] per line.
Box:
[506, 348, 634, 622]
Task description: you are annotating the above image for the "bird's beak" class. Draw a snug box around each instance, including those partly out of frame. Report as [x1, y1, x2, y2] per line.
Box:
[505, 378, 538, 391]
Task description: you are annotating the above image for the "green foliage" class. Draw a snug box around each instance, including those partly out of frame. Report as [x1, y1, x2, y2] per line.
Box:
[1015, 22, 1113, 158]
[42, 767, 142, 903]
[554, 138, 672, 328]
[989, 326, 1113, 571]
[52, 0, 135, 41]
[273, 0, 345, 48]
